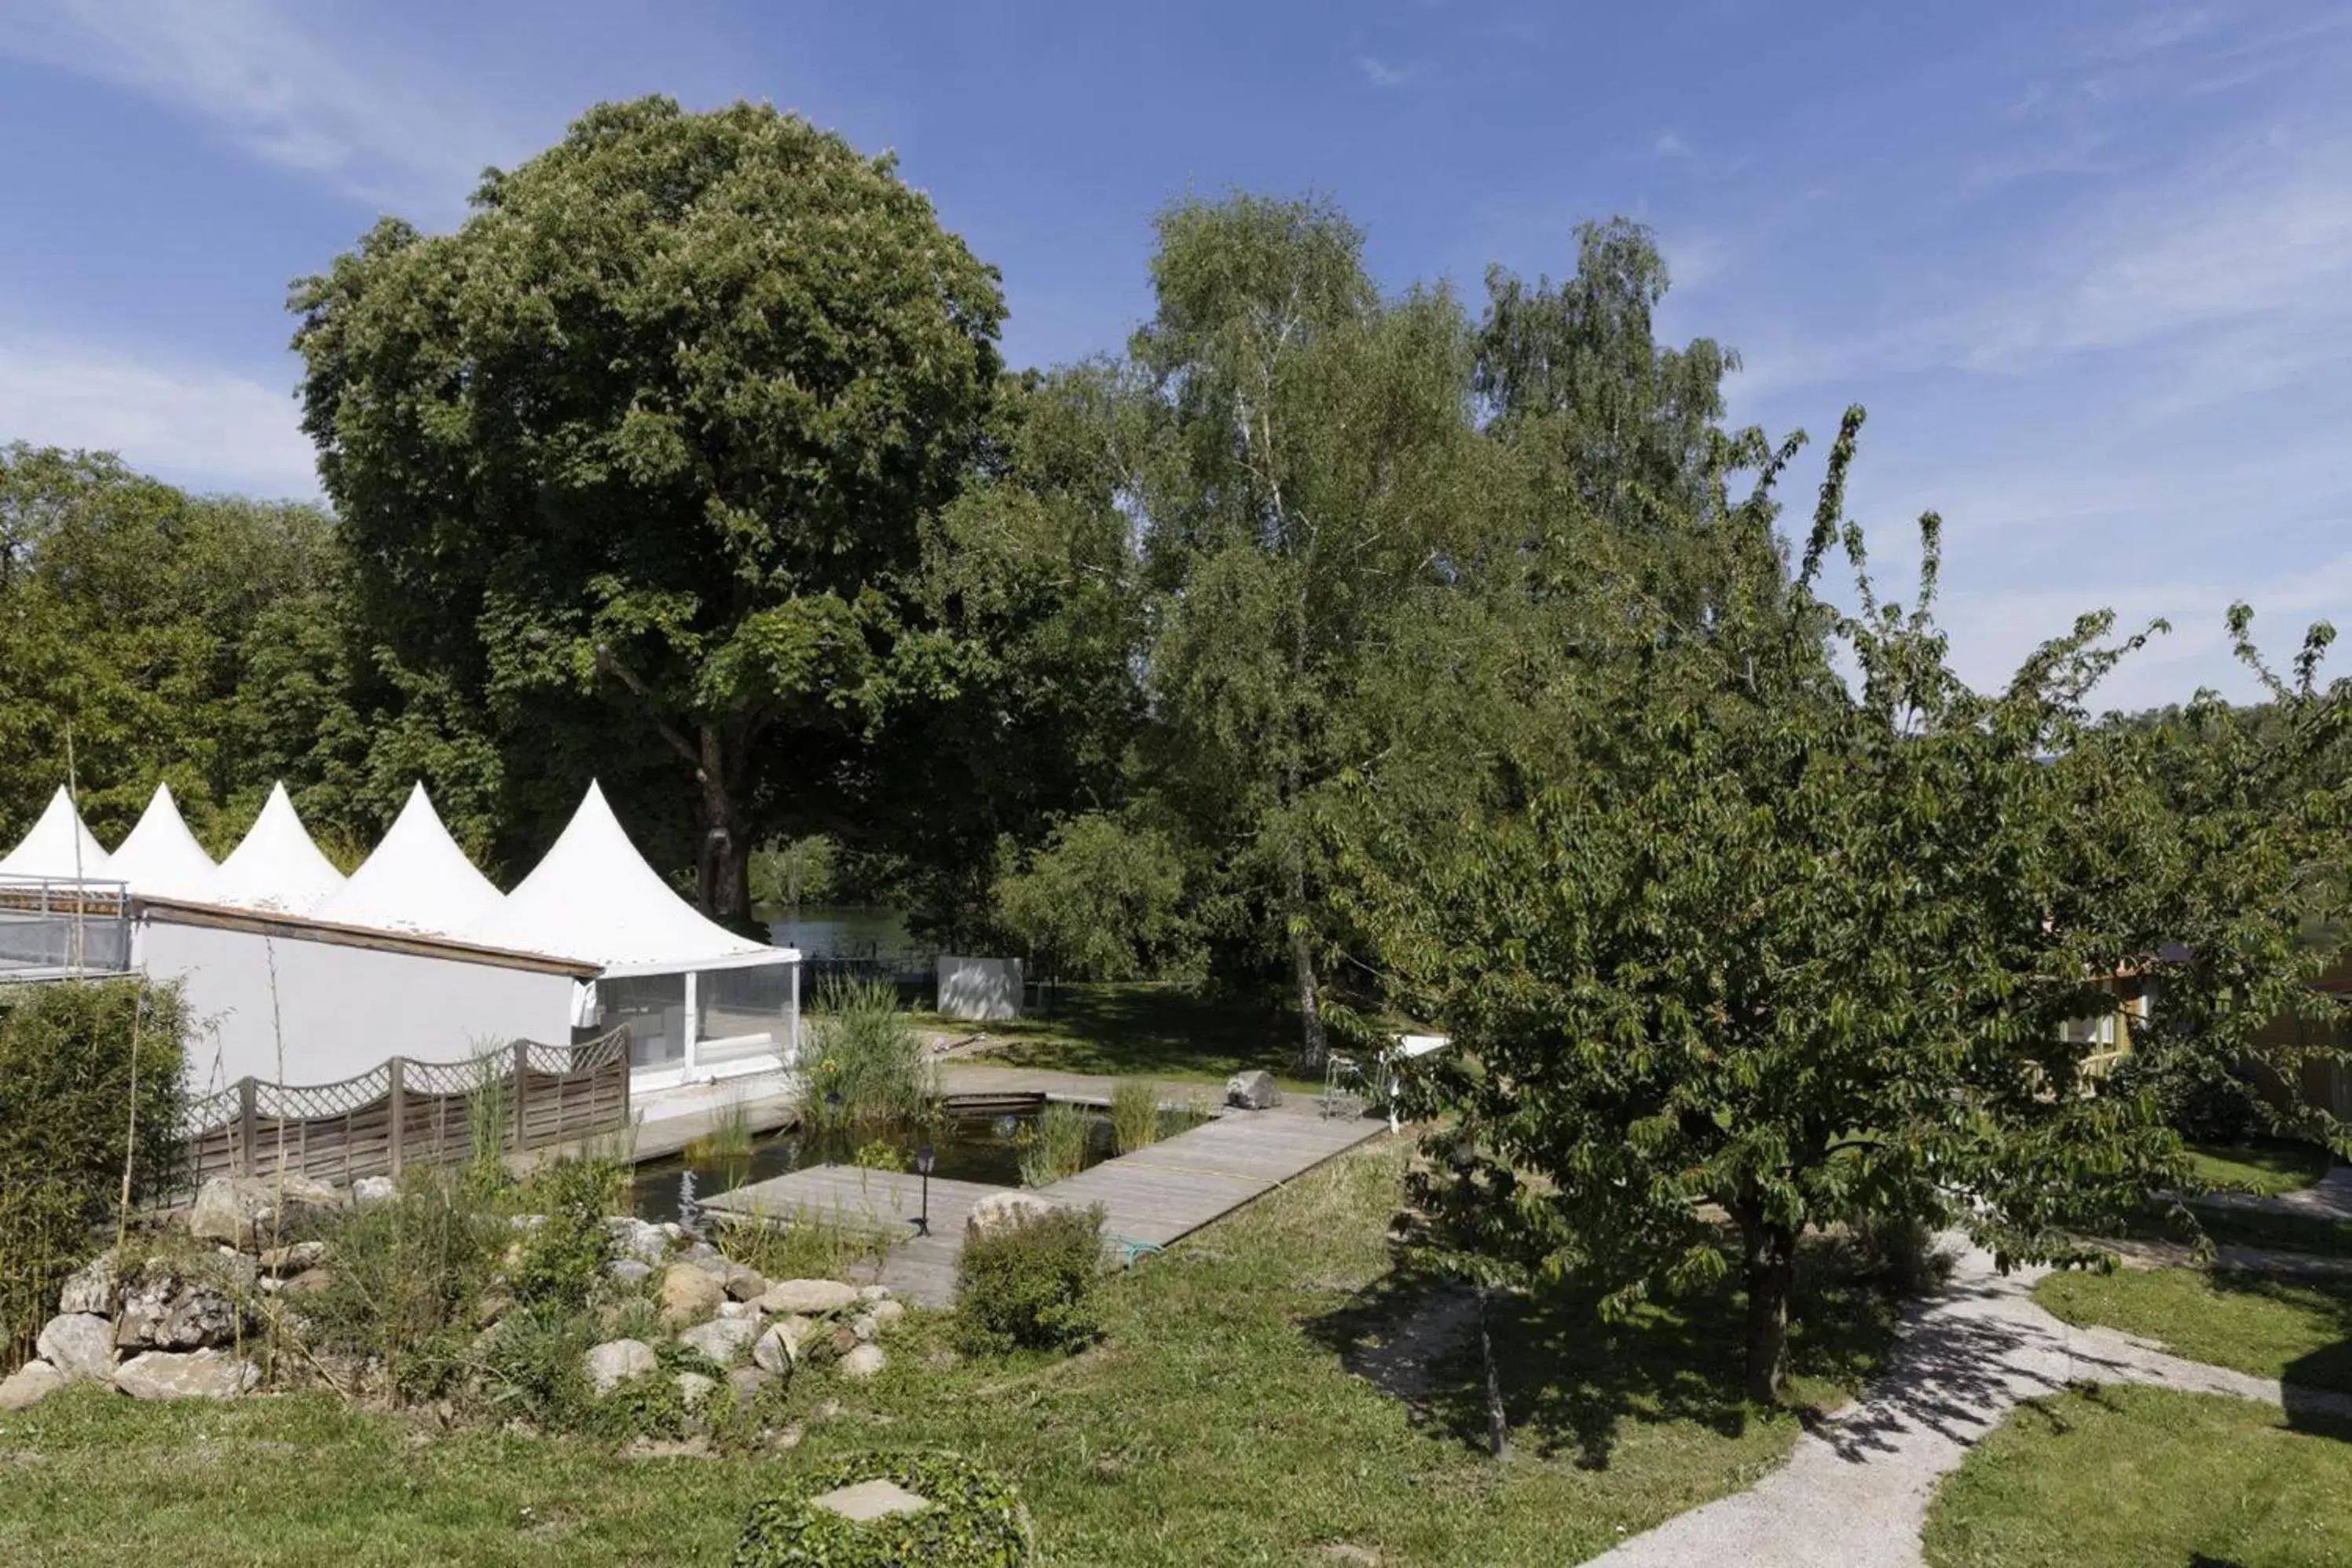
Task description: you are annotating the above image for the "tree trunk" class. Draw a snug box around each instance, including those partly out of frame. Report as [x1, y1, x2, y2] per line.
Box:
[694, 726, 751, 921]
[1476, 1277, 1512, 1460]
[1289, 892, 1328, 1072]
[1735, 1204, 1797, 1404]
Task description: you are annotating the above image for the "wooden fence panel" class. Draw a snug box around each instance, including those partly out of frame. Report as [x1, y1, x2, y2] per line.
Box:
[173, 1028, 633, 1196]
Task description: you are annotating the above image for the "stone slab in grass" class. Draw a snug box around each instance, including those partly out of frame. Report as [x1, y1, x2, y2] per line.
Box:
[811, 1478, 929, 1522]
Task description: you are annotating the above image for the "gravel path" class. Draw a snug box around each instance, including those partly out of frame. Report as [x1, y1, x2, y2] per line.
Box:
[2195, 1163, 2352, 1223]
[1582, 1242, 2352, 1568]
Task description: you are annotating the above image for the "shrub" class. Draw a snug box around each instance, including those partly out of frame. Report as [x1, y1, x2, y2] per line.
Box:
[734, 1450, 1031, 1567]
[1109, 1079, 1161, 1154]
[1845, 1212, 1954, 1299]
[0, 978, 187, 1364]
[510, 1156, 623, 1309]
[1013, 1103, 1092, 1188]
[954, 1203, 1106, 1353]
[798, 978, 935, 1138]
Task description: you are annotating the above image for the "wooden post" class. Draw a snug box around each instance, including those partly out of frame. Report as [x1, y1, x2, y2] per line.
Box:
[512, 1039, 530, 1156]
[237, 1078, 257, 1179]
[387, 1057, 406, 1180]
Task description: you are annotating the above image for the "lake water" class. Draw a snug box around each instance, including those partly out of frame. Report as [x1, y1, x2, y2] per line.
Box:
[760, 904, 918, 960]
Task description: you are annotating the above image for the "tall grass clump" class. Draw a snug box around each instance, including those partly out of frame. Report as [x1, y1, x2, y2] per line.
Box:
[0, 979, 186, 1365]
[683, 1088, 756, 1172]
[464, 1042, 514, 1178]
[1016, 1102, 1093, 1188]
[1110, 1079, 1162, 1154]
[716, 1202, 896, 1283]
[797, 976, 935, 1139]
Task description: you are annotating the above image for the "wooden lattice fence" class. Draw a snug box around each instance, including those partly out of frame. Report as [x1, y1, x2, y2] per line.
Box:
[178, 1028, 632, 1191]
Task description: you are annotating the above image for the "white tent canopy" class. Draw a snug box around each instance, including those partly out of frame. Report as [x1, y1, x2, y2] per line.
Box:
[108, 784, 219, 901]
[211, 782, 346, 914]
[0, 786, 112, 882]
[312, 783, 504, 938]
[473, 781, 778, 973]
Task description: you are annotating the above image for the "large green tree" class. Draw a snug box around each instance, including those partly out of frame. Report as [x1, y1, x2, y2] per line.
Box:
[1341, 410, 2352, 1401]
[291, 97, 1008, 916]
[1119, 193, 1497, 1066]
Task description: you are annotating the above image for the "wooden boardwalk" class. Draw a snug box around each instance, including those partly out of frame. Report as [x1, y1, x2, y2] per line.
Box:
[702, 1106, 1388, 1306]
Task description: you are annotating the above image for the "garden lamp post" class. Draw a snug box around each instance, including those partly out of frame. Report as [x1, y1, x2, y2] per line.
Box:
[914, 1144, 936, 1236]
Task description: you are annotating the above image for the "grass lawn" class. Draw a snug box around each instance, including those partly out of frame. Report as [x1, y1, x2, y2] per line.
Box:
[2188, 1138, 2336, 1198]
[0, 1138, 1897, 1567]
[933, 980, 1326, 1094]
[2035, 1267, 2352, 1393]
[2123, 1200, 2352, 1260]
[1922, 1386, 2352, 1568]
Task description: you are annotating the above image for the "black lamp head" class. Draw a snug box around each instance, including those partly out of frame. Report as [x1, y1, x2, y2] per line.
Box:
[916, 1144, 936, 1175]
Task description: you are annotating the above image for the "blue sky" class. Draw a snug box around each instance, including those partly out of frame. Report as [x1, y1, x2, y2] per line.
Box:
[2, 2, 2347, 709]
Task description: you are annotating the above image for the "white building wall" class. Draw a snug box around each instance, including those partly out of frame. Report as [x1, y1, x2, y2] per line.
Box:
[139, 916, 578, 1090]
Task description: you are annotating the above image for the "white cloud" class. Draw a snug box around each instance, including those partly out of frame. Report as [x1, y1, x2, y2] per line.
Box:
[0, 0, 521, 211]
[1652, 128, 1691, 159]
[1356, 55, 1413, 90]
[0, 335, 318, 497]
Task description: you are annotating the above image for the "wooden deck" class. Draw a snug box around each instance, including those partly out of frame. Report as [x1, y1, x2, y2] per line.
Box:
[702, 1106, 1389, 1306]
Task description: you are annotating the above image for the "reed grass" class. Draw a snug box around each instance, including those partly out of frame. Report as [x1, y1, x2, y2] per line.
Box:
[796, 976, 936, 1139]
[1017, 1102, 1094, 1188]
[1111, 1079, 1163, 1154]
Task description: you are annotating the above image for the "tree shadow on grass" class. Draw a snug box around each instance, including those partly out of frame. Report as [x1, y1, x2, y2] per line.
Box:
[2204, 1270, 2352, 1438]
[973, 983, 1304, 1083]
[1303, 1237, 1900, 1471]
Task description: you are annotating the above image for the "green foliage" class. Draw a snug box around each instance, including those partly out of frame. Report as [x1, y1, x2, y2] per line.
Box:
[750, 835, 838, 910]
[291, 96, 1008, 917]
[1013, 1103, 1092, 1189]
[508, 1158, 624, 1310]
[1339, 408, 2352, 1401]
[954, 1202, 1106, 1353]
[291, 1164, 512, 1400]
[797, 977, 936, 1138]
[734, 1449, 1031, 1567]
[685, 1093, 757, 1173]
[992, 813, 1189, 981]
[852, 1138, 908, 1174]
[0, 979, 187, 1363]
[1108, 1079, 1163, 1155]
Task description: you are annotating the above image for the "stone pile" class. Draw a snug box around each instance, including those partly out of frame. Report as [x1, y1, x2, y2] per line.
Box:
[0, 1174, 338, 1412]
[581, 1262, 904, 1413]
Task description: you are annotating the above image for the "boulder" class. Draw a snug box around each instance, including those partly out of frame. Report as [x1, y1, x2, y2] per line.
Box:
[583, 1338, 658, 1394]
[113, 1266, 242, 1352]
[1225, 1069, 1281, 1110]
[674, 1371, 717, 1411]
[36, 1313, 116, 1382]
[678, 1314, 758, 1367]
[658, 1263, 727, 1324]
[603, 1259, 653, 1287]
[603, 1216, 670, 1265]
[350, 1176, 397, 1207]
[258, 1240, 328, 1276]
[828, 1323, 860, 1359]
[211, 1248, 259, 1290]
[56, 1252, 121, 1317]
[868, 1299, 907, 1333]
[0, 1360, 68, 1411]
[189, 1174, 339, 1248]
[837, 1343, 887, 1380]
[114, 1348, 259, 1400]
[751, 1315, 814, 1375]
[857, 1284, 893, 1302]
[716, 1300, 758, 1321]
[721, 1262, 770, 1302]
[725, 1365, 775, 1406]
[755, 1278, 860, 1317]
[849, 1313, 877, 1343]
[966, 1191, 1061, 1240]
[680, 1240, 727, 1272]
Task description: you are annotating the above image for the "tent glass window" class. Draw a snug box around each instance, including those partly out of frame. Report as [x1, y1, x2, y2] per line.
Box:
[696, 962, 793, 1064]
[603, 973, 687, 1068]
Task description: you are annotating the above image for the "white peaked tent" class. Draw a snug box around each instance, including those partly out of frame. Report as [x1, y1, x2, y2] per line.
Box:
[108, 784, 218, 901]
[475, 781, 771, 970]
[474, 781, 797, 1078]
[0, 786, 112, 881]
[210, 782, 347, 914]
[312, 783, 504, 937]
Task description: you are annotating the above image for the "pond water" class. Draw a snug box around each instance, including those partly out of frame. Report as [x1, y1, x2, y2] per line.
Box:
[631, 1102, 1127, 1222]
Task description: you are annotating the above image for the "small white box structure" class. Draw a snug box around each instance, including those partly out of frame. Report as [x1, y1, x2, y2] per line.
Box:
[937, 955, 1024, 1021]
